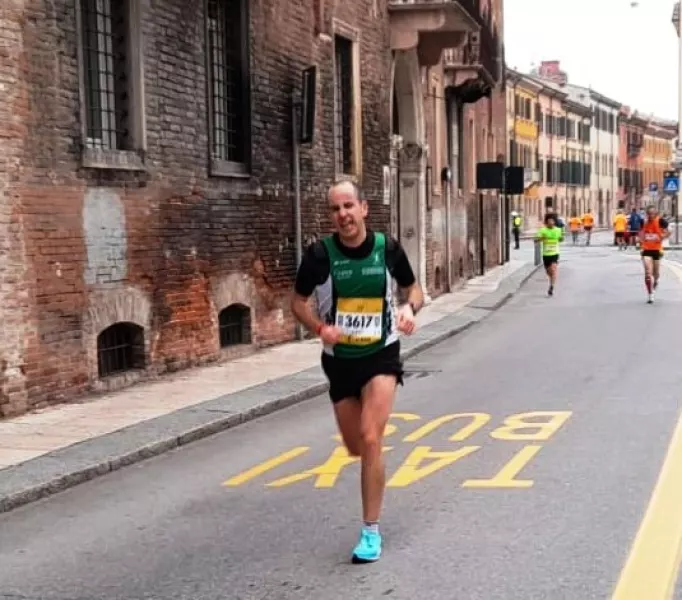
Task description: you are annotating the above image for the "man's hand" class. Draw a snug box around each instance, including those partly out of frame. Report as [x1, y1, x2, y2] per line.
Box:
[320, 325, 342, 345]
[396, 304, 417, 335]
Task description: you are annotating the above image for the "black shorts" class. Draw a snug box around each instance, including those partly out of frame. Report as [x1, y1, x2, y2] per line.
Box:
[615, 232, 625, 239]
[543, 254, 559, 268]
[321, 341, 404, 403]
[641, 250, 663, 260]
[584, 226, 593, 231]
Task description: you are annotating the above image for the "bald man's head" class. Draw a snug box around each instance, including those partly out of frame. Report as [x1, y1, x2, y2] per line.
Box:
[328, 180, 368, 244]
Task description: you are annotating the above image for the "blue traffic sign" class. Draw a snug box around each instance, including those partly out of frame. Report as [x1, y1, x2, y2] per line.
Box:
[663, 175, 679, 193]
[649, 182, 658, 192]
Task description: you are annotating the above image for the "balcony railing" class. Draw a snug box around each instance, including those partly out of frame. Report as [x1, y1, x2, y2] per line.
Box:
[441, 3, 500, 83]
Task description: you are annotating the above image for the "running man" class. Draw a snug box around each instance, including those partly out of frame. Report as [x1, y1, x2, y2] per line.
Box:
[627, 207, 643, 248]
[291, 180, 424, 563]
[581, 209, 595, 246]
[568, 214, 582, 245]
[613, 210, 628, 250]
[639, 205, 670, 304]
[535, 213, 563, 296]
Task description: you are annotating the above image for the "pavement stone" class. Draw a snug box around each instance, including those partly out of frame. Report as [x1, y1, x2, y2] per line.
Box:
[0, 261, 540, 515]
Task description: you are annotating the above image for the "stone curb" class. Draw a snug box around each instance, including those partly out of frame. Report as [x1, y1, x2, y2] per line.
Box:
[0, 263, 540, 514]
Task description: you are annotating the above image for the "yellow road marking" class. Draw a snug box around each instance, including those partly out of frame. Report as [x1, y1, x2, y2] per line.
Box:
[462, 445, 541, 489]
[223, 446, 310, 486]
[611, 411, 682, 599]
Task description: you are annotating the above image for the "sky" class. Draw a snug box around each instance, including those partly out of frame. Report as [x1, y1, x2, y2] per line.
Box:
[504, 0, 679, 120]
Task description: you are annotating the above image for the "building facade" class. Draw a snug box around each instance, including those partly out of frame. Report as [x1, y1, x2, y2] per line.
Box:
[590, 92, 620, 225]
[642, 119, 676, 209]
[563, 98, 592, 217]
[619, 108, 646, 209]
[535, 80, 568, 218]
[395, 0, 505, 289]
[0, 0, 396, 417]
[506, 70, 541, 227]
[1, 0, 507, 417]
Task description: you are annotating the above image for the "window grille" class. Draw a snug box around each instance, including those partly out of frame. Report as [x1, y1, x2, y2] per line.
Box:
[219, 304, 252, 347]
[81, 0, 130, 150]
[97, 322, 145, 377]
[208, 0, 247, 163]
[334, 36, 353, 174]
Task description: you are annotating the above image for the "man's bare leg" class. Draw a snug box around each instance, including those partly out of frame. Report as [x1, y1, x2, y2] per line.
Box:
[333, 398, 363, 456]
[643, 256, 654, 302]
[359, 374, 396, 523]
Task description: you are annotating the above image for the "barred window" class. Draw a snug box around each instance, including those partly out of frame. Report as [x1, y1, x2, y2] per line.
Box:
[219, 304, 252, 347]
[207, 0, 250, 171]
[334, 35, 354, 175]
[80, 0, 131, 150]
[97, 322, 145, 378]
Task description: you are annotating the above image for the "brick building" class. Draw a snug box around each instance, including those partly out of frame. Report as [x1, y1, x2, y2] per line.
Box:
[1, 0, 506, 418]
[0, 0, 396, 417]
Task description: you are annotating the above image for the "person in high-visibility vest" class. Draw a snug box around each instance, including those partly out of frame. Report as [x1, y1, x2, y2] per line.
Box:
[581, 209, 595, 246]
[568, 214, 582, 245]
[639, 205, 670, 304]
[535, 212, 564, 297]
[511, 211, 522, 249]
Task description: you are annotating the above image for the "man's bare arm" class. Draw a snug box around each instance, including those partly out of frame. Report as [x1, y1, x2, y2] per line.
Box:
[291, 293, 324, 334]
[401, 282, 424, 313]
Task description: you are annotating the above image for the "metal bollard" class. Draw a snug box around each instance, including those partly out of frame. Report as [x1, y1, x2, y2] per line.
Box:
[534, 240, 542, 266]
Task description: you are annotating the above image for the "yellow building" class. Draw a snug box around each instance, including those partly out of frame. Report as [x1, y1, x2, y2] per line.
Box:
[506, 70, 542, 227]
[643, 120, 675, 197]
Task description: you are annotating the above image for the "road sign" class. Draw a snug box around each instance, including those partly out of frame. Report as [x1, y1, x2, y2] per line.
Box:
[649, 182, 658, 193]
[663, 175, 679, 194]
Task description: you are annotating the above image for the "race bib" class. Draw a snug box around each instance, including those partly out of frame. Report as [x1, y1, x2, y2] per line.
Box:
[644, 233, 660, 241]
[335, 298, 383, 345]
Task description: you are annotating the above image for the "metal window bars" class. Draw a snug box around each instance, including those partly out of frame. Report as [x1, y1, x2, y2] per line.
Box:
[97, 323, 144, 377]
[219, 304, 251, 347]
[81, 0, 129, 150]
[208, 0, 245, 163]
[334, 36, 353, 174]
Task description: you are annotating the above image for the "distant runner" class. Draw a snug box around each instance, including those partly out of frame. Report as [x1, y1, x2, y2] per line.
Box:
[613, 210, 628, 250]
[627, 207, 643, 248]
[291, 180, 424, 563]
[568, 214, 582, 245]
[535, 213, 563, 296]
[639, 205, 670, 304]
[581, 209, 595, 246]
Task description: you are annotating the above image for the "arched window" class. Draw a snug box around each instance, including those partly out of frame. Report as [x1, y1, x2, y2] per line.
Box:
[219, 303, 252, 347]
[97, 322, 145, 378]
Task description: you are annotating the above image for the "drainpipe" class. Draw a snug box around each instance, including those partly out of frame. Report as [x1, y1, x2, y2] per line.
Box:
[292, 91, 303, 341]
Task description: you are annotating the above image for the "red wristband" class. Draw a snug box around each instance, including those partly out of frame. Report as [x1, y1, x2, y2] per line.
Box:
[315, 323, 324, 336]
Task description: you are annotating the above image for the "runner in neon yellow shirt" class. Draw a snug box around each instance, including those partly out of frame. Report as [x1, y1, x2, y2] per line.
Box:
[535, 213, 563, 297]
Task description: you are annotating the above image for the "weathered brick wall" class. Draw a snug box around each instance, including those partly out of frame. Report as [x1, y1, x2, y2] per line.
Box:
[0, 1, 32, 416]
[3, 0, 392, 416]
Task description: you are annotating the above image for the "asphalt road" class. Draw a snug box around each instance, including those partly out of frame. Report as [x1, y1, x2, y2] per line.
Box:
[2, 235, 682, 600]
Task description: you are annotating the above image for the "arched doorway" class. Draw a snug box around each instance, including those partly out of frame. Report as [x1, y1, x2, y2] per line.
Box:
[391, 49, 426, 293]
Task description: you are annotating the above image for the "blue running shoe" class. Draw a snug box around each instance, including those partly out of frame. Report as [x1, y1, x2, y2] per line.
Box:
[351, 527, 382, 563]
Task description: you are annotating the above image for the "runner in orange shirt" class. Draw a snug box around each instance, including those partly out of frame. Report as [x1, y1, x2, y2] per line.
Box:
[613, 210, 628, 250]
[568, 214, 582, 245]
[639, 205, 670, 304]
[581, 209, 595, 246]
